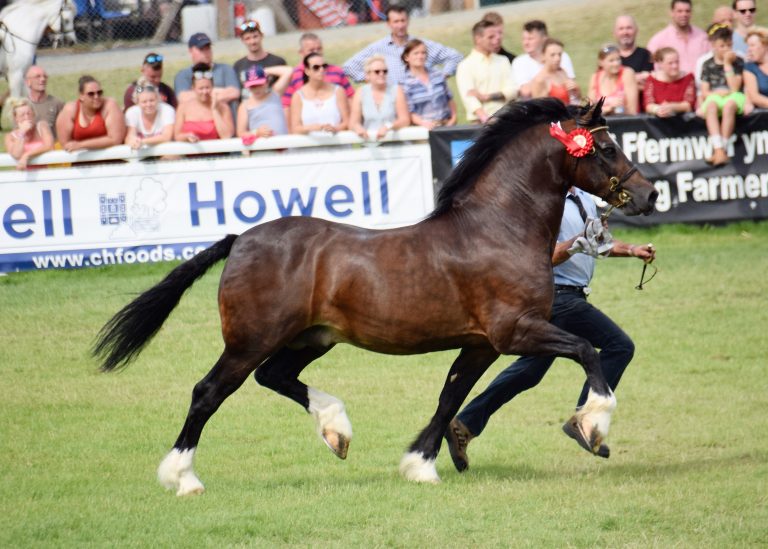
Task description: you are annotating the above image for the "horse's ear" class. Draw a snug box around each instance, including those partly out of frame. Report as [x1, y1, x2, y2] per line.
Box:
[577, 98, 606, 126]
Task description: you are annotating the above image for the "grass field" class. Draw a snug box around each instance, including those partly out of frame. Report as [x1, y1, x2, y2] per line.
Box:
[1, 222, 767, 547]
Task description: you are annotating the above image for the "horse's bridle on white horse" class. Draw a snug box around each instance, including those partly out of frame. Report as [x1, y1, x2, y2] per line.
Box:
[0, 0, 74, 51]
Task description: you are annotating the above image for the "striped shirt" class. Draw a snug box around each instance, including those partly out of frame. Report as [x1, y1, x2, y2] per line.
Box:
[282, 63, 354, 108]
[343, 35, 463, 86]
[401, 69, 452, 121]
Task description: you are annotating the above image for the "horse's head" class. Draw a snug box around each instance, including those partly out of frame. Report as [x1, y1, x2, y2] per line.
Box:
[556, 99, 657, 216]
[48, 0, 77, 47]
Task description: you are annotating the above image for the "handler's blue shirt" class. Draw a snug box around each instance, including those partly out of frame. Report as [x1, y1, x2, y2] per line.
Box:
[553, 187, 597, 288]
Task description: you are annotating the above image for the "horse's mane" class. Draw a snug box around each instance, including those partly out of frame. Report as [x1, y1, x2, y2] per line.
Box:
[428, 98, 604, 219]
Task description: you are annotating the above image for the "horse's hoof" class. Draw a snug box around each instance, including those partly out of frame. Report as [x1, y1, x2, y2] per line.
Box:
[562, 416, 610, 459]
[322, 430, 349, 459]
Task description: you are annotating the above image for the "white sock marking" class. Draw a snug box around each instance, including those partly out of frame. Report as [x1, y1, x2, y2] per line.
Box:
[157, 448, 205, 496]
[307, 387, 353, 442]
[399, 451, 440, 484]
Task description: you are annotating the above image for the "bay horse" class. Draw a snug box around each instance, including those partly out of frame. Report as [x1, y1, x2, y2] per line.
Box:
[94, 99, 657, 496]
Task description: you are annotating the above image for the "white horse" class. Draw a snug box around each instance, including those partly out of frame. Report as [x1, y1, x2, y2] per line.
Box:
[0, 0, 76, 97]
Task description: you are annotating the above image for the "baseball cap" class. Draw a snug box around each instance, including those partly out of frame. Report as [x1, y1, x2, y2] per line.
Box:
[188, 32, 212, 49]
[244, 65, 267, 87]
[143, 52, 163, 68]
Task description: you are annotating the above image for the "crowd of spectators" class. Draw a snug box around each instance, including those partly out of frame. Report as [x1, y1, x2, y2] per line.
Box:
[4, 0, 767, 169]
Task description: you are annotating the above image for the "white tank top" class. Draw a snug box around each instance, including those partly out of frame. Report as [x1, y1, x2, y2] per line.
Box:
[298, 86, 342, 128]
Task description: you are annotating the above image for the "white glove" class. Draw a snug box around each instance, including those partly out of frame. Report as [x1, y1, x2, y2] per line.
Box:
[568, 217, 614, 258]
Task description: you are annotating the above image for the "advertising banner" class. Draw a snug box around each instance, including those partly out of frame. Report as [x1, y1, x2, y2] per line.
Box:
[0, 144, 434, 272]
[429, 111, 768, 226]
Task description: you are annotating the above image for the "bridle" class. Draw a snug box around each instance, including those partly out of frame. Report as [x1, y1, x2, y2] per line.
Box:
[580, 124, 657, 290]
[0, 1, 72, 52]
[581, 124, 638, 221]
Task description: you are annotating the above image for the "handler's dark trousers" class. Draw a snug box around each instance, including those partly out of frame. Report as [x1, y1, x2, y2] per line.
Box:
[456, 289, 635, 438]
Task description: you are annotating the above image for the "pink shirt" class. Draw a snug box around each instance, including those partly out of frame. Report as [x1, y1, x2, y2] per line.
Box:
[647, 24, 710, 75]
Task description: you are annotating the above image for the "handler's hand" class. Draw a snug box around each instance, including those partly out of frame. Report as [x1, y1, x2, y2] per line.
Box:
[630, 243, 656, 262]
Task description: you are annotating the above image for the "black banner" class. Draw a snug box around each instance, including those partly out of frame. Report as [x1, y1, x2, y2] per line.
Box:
[428, 111, 768, 226]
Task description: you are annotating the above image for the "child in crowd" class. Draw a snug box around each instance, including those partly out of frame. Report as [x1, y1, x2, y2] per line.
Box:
[697, 24, 748, 166]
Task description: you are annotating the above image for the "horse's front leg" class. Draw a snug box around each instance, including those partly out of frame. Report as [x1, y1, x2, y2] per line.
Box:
[400, 346, 499, 483]
[498, 316, 616, 457]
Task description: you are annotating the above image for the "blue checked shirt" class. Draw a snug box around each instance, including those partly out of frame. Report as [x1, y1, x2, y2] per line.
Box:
[343, 35, 463, 86]
[401, 68, 453, 121]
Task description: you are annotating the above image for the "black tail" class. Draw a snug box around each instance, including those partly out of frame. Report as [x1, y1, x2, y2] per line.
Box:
[93, 235, 238, 372]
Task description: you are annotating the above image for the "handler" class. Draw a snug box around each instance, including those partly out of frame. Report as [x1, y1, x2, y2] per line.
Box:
[445, 186, 655, 471]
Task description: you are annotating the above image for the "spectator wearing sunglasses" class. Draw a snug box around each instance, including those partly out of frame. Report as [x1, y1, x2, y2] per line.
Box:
[647, 0, 710, 75]
[233, 20, 287, 97]
[400, 39, 456, 129]
[56, 75, 126, 152]
[174, 32, 240, 121]
[290, 52, 349, 135]
[349, 55, 410, 141]
[174, 63, 235, 143]
[732, 0, 757, 57]
[282, 33, 354, 128]
[124, 77, 176, 149]
[124, 52, 178, 110]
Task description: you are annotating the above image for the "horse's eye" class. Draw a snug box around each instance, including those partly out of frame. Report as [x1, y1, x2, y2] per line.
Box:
[600, 145, 617, 158]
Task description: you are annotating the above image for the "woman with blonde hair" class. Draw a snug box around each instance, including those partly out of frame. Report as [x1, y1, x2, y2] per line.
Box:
[744, 27, 768, 108]
[349, 55, 410, 141]
[588, 44, 638, 115]
[124, 77, 175, 149]
[4, 97, 54, 169]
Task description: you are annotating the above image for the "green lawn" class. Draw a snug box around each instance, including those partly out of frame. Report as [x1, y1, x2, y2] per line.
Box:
[1, 222, 766, 547]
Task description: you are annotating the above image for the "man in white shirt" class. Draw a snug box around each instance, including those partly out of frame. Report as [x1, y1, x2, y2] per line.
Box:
[511, 19, 575, 98]
[456, 19, 518, 124]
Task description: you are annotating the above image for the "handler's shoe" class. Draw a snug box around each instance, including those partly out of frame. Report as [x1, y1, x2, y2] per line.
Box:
[562, 418, 610, 458]
[445, 418, 474, 472]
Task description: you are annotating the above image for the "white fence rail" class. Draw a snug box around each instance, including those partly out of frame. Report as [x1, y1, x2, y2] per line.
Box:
[0, 127, 430, 168]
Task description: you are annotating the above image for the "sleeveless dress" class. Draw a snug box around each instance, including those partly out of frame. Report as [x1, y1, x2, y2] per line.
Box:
[592, 67, 626, 111]
[72, 101, 107, 140]
[299, 86, 342, 130]
[360, 84, 397, 134]
[548, 82, 571, 105]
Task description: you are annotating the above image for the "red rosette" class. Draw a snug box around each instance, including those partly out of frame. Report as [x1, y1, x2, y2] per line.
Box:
[549, 123, 595, 158]
[566, 128, 594, 158]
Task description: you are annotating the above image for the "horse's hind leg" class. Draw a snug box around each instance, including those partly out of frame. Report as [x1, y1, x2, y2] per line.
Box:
[254, 344, 352, 459]
[400, 346, 499, 483]
[158, 348, 264, 496]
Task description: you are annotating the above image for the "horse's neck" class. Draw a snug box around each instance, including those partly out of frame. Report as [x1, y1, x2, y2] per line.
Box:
[2, 1, 54, 42]
[477, 140, 567, 216]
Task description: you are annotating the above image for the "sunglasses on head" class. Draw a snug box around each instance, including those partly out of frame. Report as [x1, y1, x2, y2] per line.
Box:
[309, 63, 329, 71]
[239, 20, 261, 32]
[370, 68, 388, 75]
[135, 84, 157, 94]
[193, 70, 214, 80]
[738, 7, 756, 13]
[86, 89, 104, 97]
[601, 45, 619, 55]
[145, 54, 163, 65]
